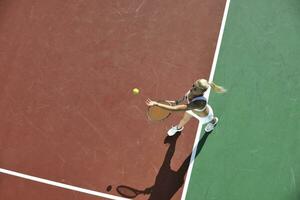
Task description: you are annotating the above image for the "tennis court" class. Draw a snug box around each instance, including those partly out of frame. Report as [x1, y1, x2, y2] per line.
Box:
[1, 0, 299, 200]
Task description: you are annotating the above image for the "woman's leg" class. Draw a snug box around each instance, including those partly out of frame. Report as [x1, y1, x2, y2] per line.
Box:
[177, 112, 192, 129]
[190, 105, 218, 133]
[167, 112, 192, 136]
[203, 105, 219, 132]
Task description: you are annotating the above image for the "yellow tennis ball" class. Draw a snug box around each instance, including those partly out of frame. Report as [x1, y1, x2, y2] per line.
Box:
[132, 88, 140, 95]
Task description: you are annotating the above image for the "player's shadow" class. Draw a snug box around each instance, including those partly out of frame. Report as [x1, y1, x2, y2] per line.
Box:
[115, 131, 211, 200]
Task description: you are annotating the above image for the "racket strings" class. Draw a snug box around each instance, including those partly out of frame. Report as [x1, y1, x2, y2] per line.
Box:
[147, 101, 171, 121]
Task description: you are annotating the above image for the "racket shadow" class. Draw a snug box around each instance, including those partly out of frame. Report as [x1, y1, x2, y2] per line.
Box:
[115, 131, 211, 200]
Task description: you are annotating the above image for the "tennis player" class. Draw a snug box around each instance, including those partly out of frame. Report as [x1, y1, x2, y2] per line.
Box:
[145, 79, 226, 136]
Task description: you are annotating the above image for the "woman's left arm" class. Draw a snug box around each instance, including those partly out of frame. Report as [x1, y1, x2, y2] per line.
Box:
[146, 99, 188, 111]
[156, 102, 187, 111]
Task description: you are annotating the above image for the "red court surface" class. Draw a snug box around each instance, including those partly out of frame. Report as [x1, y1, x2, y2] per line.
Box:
[0, 0, 226, 199]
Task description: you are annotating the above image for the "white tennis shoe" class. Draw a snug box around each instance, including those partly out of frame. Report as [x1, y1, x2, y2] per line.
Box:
[167, 126, 184, 136]
[204, 117, 219, 132]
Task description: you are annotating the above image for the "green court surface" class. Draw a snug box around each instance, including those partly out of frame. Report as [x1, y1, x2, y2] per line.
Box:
[186, 0, 300, 199]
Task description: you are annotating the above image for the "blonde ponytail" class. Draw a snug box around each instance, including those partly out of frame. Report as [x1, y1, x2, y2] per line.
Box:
[209, 82, 226, 93]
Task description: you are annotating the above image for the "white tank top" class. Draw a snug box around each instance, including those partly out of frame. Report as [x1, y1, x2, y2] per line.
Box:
[185, 91, 207, 112]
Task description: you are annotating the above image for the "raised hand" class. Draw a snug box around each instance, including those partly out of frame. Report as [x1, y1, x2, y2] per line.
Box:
[145, 98, 157, 107]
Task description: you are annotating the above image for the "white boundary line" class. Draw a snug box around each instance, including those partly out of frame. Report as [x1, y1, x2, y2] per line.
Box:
[181, 0, 231, 199]
[0, 168, 131, 200]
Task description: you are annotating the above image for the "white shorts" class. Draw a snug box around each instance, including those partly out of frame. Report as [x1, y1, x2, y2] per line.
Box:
[187, 105, 214, 125]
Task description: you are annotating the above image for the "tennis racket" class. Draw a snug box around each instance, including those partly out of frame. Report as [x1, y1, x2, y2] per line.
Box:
[116, 185, 147, 198]
[147, 100, 172, 121]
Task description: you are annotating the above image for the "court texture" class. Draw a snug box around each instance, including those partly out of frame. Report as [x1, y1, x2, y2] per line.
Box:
[0, 0, 299, 200]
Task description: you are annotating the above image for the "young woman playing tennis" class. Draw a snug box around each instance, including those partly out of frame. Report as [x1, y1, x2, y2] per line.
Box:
[145, 79, 226, 136]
